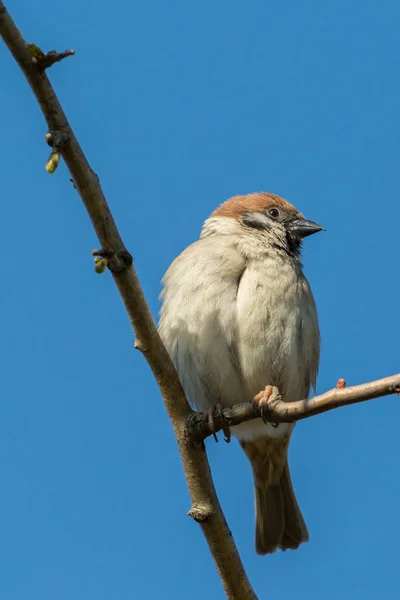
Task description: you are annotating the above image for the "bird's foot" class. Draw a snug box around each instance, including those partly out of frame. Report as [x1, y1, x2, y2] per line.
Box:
[252, 385, 281, 428]
[202, 404, 231, 443]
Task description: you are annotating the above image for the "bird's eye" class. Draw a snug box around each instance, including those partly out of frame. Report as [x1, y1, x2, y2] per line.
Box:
[267, 207, 280, 219]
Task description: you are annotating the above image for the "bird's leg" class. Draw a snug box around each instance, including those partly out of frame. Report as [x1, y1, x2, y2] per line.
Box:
[252, 385, 281, 428]
[202, 404, 231, 443]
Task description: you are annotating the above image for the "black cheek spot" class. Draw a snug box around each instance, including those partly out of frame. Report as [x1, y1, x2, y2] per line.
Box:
[285, 232, 301, 256]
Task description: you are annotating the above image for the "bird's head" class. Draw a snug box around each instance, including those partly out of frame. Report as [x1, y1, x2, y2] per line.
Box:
[202, 192, 324, 257]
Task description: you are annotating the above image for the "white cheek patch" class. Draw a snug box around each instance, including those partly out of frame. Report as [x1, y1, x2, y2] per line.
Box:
[242, 212, 272, 231]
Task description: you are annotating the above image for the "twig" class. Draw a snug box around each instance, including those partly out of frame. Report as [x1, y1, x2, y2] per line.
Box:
[187, 374, 400, 441]
[26, 43, 75, 70]
[38, 49, 75, 70]
[0, 3, 257, 599]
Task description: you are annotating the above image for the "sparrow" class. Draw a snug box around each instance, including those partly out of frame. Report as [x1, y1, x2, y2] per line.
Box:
[159, 192, 323, 554]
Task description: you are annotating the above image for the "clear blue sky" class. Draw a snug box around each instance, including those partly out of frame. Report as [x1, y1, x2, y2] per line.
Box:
[1, 1, 399, 598]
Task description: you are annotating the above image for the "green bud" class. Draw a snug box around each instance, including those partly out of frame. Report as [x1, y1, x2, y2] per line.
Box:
[94, 257, 108, 274]
[45, 152, 61, 174]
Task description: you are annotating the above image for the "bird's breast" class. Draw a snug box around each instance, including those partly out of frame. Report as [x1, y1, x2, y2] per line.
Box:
[235, 258, 318, 403]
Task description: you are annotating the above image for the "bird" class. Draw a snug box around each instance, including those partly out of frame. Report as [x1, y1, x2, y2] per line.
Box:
[158, 192, 323, 554]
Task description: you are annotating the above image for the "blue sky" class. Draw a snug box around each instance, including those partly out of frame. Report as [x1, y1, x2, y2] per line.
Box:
[1, 1, 399, 598]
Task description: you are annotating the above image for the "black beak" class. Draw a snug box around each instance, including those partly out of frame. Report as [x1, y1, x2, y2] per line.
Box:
[287, 218, 325, 239]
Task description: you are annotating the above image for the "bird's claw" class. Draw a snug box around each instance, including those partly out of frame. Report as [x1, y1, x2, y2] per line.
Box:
[202, 404, 231, 443]
[222, 426, 231, 443]
[252, 385, 281, 427]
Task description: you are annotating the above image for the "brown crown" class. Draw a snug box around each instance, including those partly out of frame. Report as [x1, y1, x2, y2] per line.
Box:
[212, 192, 300, 219]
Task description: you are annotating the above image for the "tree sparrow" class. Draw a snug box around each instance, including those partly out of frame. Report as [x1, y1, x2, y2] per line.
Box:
[159, 192, 323, 554]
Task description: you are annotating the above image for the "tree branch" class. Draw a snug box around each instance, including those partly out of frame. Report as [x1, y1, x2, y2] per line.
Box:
[0, 4, 257, 599]
[187, 374, 400, 441]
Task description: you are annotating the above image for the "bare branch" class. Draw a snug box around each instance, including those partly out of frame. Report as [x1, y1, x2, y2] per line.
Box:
[188, 374, 400, 441]
[0, 3, 257, 598]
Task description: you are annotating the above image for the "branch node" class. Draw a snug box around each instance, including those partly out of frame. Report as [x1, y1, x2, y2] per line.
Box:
[44, 131, 70, 173]
[91, 248, 133, 273]
[46, 130, 69, 148]
[188, 504, 214, 522]
[27, 43, 75, 69]
[134, 339, 148, 353]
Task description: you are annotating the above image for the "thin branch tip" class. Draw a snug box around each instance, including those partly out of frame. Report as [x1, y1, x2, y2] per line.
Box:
[92, 248, 113, 258]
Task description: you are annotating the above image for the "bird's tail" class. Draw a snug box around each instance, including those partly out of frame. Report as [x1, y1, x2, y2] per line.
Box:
[240, 437, 309, 555]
